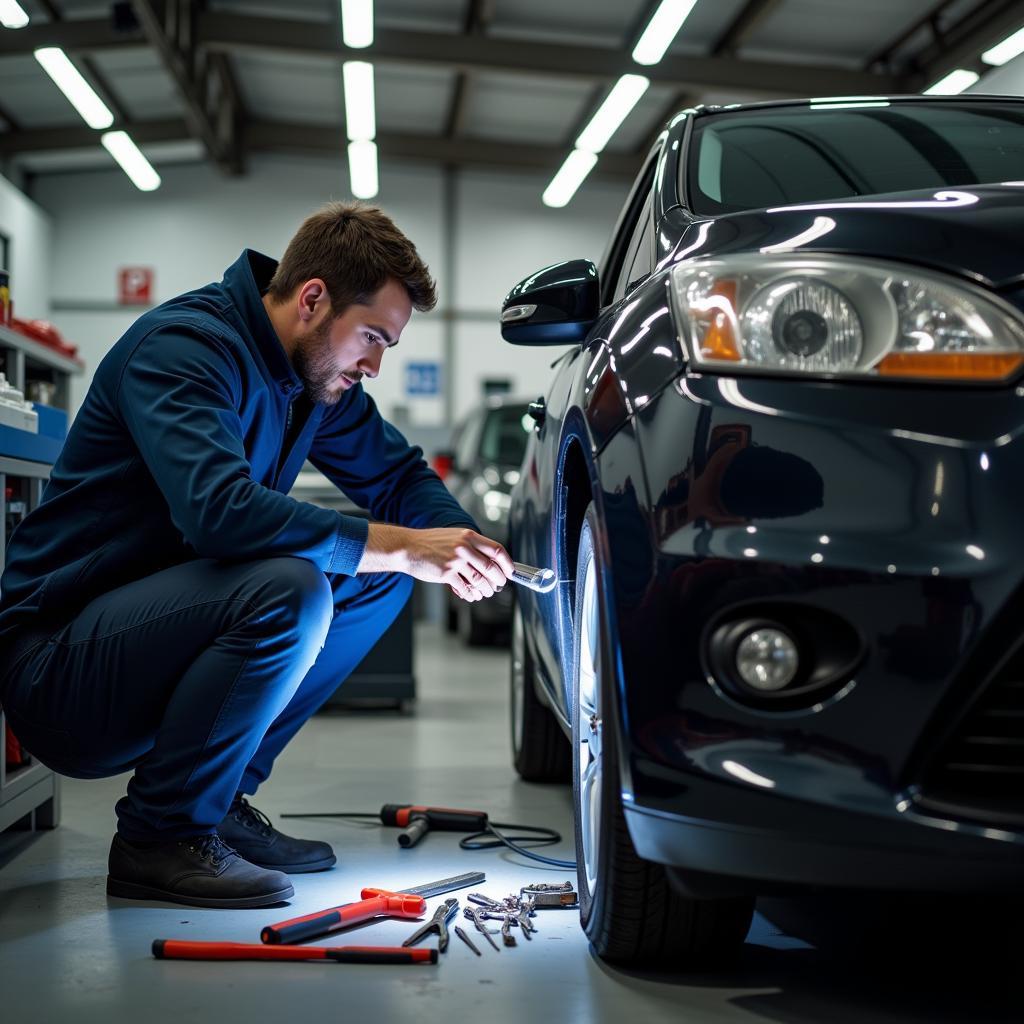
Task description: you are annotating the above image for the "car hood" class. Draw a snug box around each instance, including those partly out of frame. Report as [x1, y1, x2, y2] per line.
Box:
[669, 184, 1024, 290]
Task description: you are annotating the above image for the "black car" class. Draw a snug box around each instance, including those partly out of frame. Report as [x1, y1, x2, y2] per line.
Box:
[442, 396, 531, 644]
[503, 95, 1024, 968]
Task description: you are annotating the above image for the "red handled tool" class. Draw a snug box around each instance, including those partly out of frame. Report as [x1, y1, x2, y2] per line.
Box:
[153, 939, 436, 965]
[261, 888, 426, 945]
[380, 804, 489, 848]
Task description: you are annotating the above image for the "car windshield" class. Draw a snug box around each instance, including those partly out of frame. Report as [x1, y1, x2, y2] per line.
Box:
[479, 404, 530, 467]
[687, 100, 1024, 215]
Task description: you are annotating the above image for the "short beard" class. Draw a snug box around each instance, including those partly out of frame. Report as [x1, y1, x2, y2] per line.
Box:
[292, 319, 351, 406]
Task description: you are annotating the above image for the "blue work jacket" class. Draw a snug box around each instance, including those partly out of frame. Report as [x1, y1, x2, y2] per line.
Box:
[0, 250, 475, 643]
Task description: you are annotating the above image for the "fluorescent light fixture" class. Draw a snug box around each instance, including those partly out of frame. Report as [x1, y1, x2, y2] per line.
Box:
[348, 139, 378, 198]
[0, 0, 30, 29]
[632, 0, 698, 66]
[576, 74, 650, 154]
[101, 131, 161, 191]
[34, 47, 114, 129]
[341, 0, 373, 49]
[343, 60, 376, 141]
[542, 149, 598, 208]
[923, 68, 980, 95]
[982, 24, 1024, 65]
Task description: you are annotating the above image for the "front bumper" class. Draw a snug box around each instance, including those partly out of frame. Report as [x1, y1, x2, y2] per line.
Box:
[624, 782, 1024, 891]
[609, 373, 1024, 887]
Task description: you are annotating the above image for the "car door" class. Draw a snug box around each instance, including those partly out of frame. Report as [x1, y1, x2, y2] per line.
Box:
[526, 160, 660, 717]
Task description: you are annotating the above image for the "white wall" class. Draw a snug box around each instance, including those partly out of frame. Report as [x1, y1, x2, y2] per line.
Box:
[0, 171, 52, 324]
[31, 154, 629, 424]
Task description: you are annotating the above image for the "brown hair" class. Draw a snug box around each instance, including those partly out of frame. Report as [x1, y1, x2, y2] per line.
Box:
[267, 201, 437, 313]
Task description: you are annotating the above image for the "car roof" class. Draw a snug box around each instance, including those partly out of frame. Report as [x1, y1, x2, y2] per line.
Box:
[678, 93, 1024, 125]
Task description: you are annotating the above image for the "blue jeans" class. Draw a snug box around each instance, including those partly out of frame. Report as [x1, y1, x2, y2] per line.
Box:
[0, 557, 412, 841]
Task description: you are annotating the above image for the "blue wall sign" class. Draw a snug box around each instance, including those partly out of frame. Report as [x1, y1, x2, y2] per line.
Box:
[405, 362, 442, 396]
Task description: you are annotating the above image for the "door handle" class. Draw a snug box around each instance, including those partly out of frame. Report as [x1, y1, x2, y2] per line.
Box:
[527, 398, 546, 427]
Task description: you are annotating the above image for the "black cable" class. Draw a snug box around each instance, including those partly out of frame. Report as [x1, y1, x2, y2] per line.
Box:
[461, 821, 576, 869]
[281, 811, 577, 869]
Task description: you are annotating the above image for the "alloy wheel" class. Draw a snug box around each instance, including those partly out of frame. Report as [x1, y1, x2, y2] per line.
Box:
[576, 551, 602, 896]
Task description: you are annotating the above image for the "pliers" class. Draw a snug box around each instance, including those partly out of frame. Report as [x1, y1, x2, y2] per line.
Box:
[401, 898, 459, 953]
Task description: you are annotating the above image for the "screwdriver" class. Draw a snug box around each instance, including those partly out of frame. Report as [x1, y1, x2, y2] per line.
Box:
[153, 939, 437, 965]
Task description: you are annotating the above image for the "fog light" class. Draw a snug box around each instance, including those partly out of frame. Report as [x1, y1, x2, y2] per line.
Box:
[735, 628, 798, 692]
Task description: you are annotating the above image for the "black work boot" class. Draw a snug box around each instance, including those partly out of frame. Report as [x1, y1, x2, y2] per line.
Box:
[217, 797, 337, 874]
[107, 833, 294, 908]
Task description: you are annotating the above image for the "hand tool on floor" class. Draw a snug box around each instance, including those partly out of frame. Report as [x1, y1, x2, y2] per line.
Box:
[464, 906, 501, 952]
[511, 561, 558, 594]
[454, 925, 482, 957]
[282, 801, 576, 869]
[261, 888, 426, 945]
[259, 872, 483, 945]
[401, 898, 459, 952]
[152, 939, 437, 965]
[380, 803, 490, 848]
[521, 881, 579, 907]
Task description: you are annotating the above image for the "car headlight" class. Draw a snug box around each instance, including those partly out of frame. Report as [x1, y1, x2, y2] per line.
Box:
[670, 255, 1024, 381]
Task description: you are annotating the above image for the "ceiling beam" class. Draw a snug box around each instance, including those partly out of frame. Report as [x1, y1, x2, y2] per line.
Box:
[129, 0, 243, 175]
[908, 0, 1024, 86]
[0, 17, 144, 54]
[0, 13, 905, 97]
[711, 0, 786, 55]
[864, 0, 959, 70]
[444, 0, 492, 139]
[0, 118, 643, 180]
[200, 13, 903, 96]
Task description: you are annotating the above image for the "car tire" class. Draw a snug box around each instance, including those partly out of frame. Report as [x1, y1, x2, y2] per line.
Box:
[511, 597, 571, 783]
[572, 503, 754, 967]
[457, 600, 493, 646]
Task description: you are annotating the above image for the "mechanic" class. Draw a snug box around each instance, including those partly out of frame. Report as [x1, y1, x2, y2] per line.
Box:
[0, 202, 513, 909]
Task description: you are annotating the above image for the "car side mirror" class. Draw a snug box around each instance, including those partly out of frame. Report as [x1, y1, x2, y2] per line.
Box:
[501, 259, 599, 345]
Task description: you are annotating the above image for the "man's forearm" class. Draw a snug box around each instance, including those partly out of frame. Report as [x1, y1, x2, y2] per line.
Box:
[356, 522, 412, 574]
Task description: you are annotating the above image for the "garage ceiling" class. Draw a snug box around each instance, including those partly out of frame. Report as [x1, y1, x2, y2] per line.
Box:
[0, 0, 1022, 183]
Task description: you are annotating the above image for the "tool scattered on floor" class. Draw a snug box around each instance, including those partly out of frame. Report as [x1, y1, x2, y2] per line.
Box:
[261, 887, 425, 945]
[454, 925, 482, 956]
[402, 898, 459, 952]
[283, 802, 576, 868]
[259, 871, 483, 945]
[380, 803, 489, 848]
[151, 876, 575, 966]
[152, 939, 437, 965]
[522, 881, 579, 908]
[464, 906, 502, 952]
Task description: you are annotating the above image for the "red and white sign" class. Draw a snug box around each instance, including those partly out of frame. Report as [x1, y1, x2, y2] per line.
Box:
[118, 266, 154, 305]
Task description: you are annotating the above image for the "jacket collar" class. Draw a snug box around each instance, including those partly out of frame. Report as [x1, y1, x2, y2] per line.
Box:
[222, 249, 303, 395]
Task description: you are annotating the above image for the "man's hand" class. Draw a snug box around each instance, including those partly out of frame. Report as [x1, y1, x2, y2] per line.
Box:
[358, 523, 514, 602]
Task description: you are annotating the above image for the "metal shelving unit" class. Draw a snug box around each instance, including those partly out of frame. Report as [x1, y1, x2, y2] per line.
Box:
[0, 324, 81, 837]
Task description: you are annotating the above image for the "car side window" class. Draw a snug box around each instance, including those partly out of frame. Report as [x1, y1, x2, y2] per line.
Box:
[601, 158, 657, 308]
[615, 192, 654, 300]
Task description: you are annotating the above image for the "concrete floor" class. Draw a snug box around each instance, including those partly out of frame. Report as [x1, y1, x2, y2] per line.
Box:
[0, 624, 1018, 1022]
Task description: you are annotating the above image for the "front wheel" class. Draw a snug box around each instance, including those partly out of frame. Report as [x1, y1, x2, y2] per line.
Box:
[571, 502, 754, 967]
